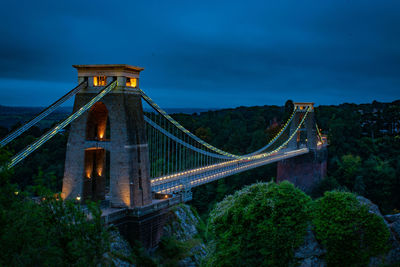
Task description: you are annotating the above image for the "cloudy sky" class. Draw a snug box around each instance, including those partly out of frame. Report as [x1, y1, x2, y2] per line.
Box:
[0, 0, 399, 108]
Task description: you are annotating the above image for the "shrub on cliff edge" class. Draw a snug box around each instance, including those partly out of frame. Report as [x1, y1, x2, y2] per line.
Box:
[206, 181, 311, 266]
[312, 191, 390, 266]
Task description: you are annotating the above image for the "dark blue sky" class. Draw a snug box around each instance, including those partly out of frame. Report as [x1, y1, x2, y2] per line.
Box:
[0, 0, 399, 108]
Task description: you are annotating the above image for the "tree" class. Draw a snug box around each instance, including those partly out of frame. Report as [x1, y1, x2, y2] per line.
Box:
[312, 191, 389, 266]
[206, 181, 311, 266]
[284, 99, 294, 120]
[310, 176, 341, 198]
[0, 148, 113, 266]
[334, 154, 362, 190]
[361, 156, 397, 213]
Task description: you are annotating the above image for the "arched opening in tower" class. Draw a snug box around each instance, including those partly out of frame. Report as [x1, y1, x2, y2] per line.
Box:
[296, 114, 307, 147]
[86, 102, 110, 141]
[83, 148, 110, 202]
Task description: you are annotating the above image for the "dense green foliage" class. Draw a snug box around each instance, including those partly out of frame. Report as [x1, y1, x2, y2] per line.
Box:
[312, 191, 390, 266]
[0, 100, 399, 265]
[207, 183, 391, 266]
[2, 100, 399, 216]
[0, 149, 113, 266]
[156, 236, 198, 267]
[183, 104, 291, 218]
[313, 101, 400, 213]
[0, 124, 67, 192]
[206, 181, 311, 266]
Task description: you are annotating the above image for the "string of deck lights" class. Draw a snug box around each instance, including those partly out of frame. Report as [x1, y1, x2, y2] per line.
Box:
[144, 107, 298, 180]
[149, 107, 310, 185]
[316, 123, 324, 143]
[151, 107, 311, 192]
[140, 89, 299, 159]
[155, 149, 309, 194]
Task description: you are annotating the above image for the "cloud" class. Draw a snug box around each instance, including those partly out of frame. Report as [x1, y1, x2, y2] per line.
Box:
[0, 0, 399, 107]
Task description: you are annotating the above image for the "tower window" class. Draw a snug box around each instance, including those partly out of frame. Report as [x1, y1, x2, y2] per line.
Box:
[126, 78, 137, 88]
[93, 76, 107, 86]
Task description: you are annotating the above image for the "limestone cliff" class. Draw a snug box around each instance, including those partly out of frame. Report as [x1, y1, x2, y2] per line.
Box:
[293, 196, 400, 267]
[162, 204, 207, 267]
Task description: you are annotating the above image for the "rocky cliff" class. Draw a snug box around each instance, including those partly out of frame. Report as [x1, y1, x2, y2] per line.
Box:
[294, 196, 400, 267]
[106, 197, 400, 266]
[162, 204, 207, 266]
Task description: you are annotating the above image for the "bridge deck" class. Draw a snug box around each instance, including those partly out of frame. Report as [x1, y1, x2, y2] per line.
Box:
[151, 148, 309, 194]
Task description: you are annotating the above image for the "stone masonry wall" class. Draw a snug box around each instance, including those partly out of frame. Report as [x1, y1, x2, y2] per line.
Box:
[277, 148, 327, 192]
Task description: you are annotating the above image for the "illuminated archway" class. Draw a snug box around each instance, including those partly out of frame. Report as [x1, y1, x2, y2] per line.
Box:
[86, 102, 109, 141]
[82, 148, 110, 201]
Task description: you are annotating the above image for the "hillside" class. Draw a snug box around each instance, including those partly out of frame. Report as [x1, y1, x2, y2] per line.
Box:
[0, 99, 399, 216]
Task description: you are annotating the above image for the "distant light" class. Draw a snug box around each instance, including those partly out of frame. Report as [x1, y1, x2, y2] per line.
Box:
[76, 195, 81, 201]
[14, 191, 19, 195]
[94, 76, 107, 86]
[126, 78, 137, 88]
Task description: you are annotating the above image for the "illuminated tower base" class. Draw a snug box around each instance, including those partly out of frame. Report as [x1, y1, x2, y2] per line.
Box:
[62, 65, 152, 208]
[278, 102, 326, 191]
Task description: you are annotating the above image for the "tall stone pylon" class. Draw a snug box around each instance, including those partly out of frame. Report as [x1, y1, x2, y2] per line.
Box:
[287, 103, 317, 150]
[62, 65, 152, 208]
[278, 102, 327, 191]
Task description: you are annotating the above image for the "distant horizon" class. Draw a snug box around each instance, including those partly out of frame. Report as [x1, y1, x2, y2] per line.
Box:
[1, 98, 399, 110]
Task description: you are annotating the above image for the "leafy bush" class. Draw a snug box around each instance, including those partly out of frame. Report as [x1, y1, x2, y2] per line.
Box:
[310, 176, 342, 198]
[0, 196, 113, 266]
[206, 181, 311, 266]
[0, 148, 113, 266]
[312, 191, 390, 266]
[156, 236, 197, 267]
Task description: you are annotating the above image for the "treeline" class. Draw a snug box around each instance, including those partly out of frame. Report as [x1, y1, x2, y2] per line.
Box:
[0, 99, 399, 216]
[206, 182, 391, 266]
[313, 101, 400, 213]
[0, 124, 67, 192]
[175, 100, 400, 216]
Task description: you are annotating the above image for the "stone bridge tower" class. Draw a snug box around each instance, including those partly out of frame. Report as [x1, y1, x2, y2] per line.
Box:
[287, 103, 317, 150]
[277, 102, 327, 191]
[62, 65, 152, 208]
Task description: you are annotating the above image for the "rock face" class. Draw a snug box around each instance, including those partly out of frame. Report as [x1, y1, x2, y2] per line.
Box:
[107, 230, 135, 267]
[294, 228, 326, 267]
[356, 196, 400, 266]
[384, 214, 400, 224]
[106, 199, 399, 266]
[392, 220, 400, 240]
[294, 196, 400, 267]
[163, 204, 207, 267]
[385, 217, 400, 265]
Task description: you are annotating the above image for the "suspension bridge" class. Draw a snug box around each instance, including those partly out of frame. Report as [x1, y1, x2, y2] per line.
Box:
[1, 64, 327, 247]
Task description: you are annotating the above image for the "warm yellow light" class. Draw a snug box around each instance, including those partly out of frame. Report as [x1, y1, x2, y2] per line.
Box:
[98, 124, 106, 140]
[76, 196, 81, 201]
[93, 76, 107, 86]
[126, 78, 137, 87]
[14, 191, 19, 195]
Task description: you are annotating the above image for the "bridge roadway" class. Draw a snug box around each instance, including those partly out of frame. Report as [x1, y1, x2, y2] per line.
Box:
[99, 147, 309, 224]
[151, 147, 309, 194]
